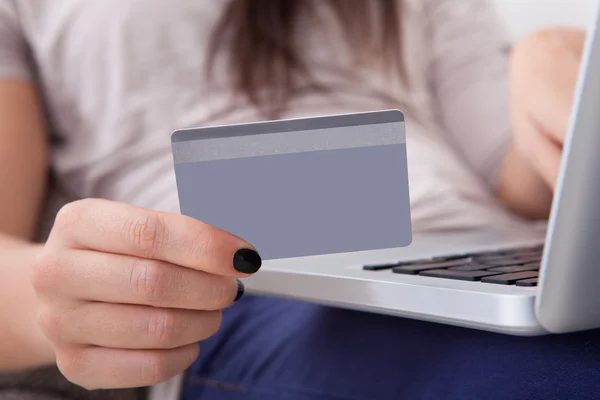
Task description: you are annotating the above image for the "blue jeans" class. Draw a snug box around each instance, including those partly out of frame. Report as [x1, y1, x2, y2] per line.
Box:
[183, 295, 600, 400]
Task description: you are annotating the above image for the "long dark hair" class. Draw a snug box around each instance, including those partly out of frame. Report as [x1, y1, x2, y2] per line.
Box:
[207, 0, 405, 119]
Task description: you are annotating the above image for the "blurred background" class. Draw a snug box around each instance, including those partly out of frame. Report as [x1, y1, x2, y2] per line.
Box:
[493, 0, 597, 40]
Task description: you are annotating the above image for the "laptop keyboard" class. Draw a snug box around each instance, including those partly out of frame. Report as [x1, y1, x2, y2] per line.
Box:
[363, 245, 543, 287]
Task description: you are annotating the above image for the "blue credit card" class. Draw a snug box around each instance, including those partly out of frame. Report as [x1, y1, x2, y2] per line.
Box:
[171, 110, 412, 260]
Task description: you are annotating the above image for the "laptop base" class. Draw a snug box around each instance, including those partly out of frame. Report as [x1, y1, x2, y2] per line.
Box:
[245, 226, 549, 336]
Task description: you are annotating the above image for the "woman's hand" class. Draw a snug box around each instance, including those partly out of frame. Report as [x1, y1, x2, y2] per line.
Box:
[510, 28, 585, 188]
[499, 28, 586, 219]
[31, 199, 262, 390]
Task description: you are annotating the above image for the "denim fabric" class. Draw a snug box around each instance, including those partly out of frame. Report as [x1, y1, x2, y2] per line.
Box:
[184, 296, 600, 400]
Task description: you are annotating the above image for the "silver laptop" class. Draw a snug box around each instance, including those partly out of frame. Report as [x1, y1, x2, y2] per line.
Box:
[241, 4, 600, 336]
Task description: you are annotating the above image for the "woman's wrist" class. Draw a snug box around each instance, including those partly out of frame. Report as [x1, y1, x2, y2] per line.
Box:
[0, 237, 55, 372]
[496, 142, 554, 220]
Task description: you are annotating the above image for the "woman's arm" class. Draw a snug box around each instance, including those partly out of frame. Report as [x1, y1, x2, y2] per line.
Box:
[0, 2, 56, 371]
[0, 80, 56, 371]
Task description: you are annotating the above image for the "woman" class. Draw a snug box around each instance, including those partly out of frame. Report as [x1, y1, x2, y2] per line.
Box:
[0, 0, 595, 399]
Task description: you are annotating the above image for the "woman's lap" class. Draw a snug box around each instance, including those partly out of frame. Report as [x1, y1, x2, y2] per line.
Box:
[184, 295, 600, 400]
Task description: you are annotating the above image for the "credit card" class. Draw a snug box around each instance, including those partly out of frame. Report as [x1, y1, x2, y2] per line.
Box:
[171, 109, 412, 260]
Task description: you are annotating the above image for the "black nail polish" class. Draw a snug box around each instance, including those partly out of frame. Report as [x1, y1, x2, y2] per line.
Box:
[234, 279, 245, 302]
[233, 248, 262, 274]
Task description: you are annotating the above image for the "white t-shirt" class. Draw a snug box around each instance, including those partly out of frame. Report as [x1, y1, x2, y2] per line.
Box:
[0, 0, 537, 397]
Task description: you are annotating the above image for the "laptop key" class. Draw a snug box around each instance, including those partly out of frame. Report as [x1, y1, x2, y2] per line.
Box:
[503, 248, 543, 256]
[392, 259, 472, 275]
[420, 269, 504, 281]
[516, 277, 539, 287]
[468, 249, 508, 257]
[448, 263, 491, 271]
[487, 264, 539, 273]
[431, 254, 473, 262]
[363, 259, 433, 271]
[483, 259, 527, 267]
[363, 257, 470, 271]
[363, 263, 405, 271]
[481, 271, 539, 285]
[472, 255, 516, 262]
[512, 255, 542, 263]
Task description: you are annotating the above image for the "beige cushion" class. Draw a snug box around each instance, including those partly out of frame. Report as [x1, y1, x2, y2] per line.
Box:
[0, 366, 147, 400]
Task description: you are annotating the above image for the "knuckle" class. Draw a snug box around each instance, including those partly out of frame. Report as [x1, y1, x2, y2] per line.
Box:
[31, 250, 64, 292]
[36, 307, 60, 338]
[126, 212, 166, 258]
[129, 259, 171, 304]
[36, 306, 72, 343]
[53, 200, 87, 234]
[145, 311, 180, 348]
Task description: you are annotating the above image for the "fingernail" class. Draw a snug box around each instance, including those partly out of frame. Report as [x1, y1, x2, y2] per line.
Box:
[233, 248, 262, 274]
[234, 279, 245, 302]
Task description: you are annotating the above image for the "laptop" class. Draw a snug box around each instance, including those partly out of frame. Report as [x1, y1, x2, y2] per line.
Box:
[235, 5, 600, 336]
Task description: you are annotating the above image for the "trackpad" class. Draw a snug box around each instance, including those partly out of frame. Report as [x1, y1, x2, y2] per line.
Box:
[171, 110, 412, 260]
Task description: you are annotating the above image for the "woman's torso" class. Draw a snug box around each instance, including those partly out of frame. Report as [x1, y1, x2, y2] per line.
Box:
[13, 0, 529, 232]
